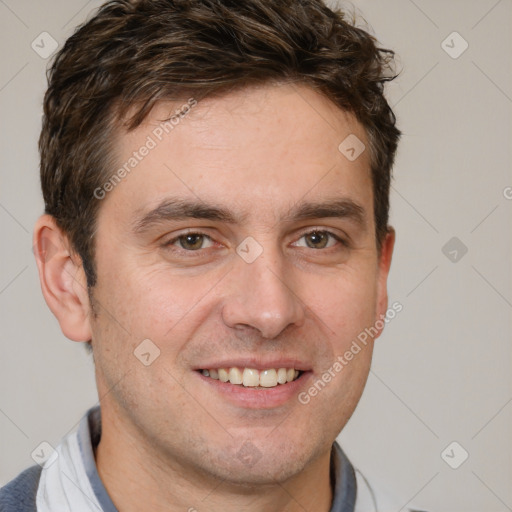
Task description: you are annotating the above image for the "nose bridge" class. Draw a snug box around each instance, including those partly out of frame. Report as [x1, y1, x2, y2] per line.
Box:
[221, 240, 305, 339]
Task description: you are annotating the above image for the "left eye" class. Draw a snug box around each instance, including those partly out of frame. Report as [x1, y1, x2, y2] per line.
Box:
[170, 233, 214, 251]
[294, 230, 341, 249]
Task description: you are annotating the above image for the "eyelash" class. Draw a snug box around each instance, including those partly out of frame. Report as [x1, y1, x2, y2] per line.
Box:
[163, 229, 349, 254]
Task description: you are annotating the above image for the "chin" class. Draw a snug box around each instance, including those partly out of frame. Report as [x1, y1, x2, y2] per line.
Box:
[197, 438, 320, 487]
[211, 460, 306, 488]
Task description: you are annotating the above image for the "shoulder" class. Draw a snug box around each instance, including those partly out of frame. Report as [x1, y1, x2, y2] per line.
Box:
[0, 465, 42, 512]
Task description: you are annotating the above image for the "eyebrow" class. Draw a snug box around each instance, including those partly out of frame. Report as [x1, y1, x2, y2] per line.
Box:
[132, 196, 366, 234]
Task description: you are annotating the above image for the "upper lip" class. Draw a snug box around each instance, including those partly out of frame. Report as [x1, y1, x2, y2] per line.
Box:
[194, 357, 311, 371]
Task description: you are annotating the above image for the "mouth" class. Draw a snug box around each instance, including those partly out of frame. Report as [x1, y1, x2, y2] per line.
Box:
[197, 367, 303, 389]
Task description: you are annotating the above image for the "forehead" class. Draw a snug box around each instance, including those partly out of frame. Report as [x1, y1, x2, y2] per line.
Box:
[107, 83, 373, 226]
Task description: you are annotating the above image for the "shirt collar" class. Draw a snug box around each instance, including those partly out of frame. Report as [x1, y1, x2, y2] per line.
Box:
[77, 406, 117, 512]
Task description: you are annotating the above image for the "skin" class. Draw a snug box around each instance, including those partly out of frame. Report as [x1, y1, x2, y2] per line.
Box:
[34, 83, 394, 512]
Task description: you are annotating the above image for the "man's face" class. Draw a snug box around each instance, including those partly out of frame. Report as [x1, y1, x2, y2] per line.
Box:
[89, 84, 393, 484]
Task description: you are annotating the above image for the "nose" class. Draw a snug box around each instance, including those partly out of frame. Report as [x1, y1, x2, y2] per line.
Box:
[221, 246, 306, 340]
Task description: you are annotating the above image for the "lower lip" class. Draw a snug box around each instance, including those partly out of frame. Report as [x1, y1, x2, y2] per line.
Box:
[196, 371, 311, 409]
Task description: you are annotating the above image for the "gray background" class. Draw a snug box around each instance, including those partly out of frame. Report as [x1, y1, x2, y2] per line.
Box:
[0, 0, 510, 510]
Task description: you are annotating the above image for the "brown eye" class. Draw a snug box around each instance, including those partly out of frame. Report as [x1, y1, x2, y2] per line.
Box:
[304, 231, 330, 249]
[294, 230, 343, 250]
[173, 233, 212, 251]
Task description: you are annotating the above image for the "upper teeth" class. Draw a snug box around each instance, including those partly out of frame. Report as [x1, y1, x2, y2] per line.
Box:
[201, 367, 300, 388]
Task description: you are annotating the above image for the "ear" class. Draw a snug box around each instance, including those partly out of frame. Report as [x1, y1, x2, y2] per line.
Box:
[33, 215, 92, 342]
[374, 227, 395, 337]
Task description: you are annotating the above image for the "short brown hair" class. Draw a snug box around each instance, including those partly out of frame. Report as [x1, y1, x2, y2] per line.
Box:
[40, 0, 400, 288]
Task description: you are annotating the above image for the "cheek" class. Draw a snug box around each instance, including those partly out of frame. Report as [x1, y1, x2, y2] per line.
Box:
[92, 262, 223, 358]
[97, 260, 174, 325]
[305, 267, 379, 347]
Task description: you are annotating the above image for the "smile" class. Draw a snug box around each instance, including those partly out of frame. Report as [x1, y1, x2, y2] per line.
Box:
[198, 367, 302, 388]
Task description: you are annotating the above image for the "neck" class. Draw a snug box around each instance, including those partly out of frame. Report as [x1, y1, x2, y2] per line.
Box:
[95, 406, 334, 512]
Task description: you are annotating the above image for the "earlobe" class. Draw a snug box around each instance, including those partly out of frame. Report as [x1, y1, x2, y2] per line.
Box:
[33, 215, 92, 342]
